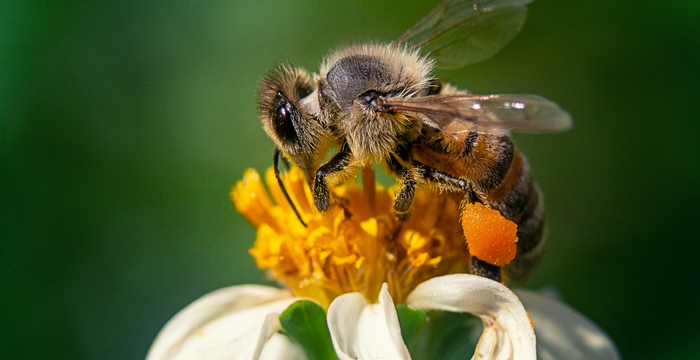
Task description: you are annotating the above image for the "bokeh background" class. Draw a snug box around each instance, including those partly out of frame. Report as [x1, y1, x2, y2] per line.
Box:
[3, 0, 699, 358]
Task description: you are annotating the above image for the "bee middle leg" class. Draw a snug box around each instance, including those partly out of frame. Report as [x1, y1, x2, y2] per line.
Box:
[386, 154, 418, 221]
[313, 143, 352, 212]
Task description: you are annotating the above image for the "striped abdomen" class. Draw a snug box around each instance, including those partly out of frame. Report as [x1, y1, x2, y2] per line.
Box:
[413, 129, 546, 281]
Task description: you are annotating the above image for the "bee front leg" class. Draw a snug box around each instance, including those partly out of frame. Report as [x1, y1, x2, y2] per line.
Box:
[313, 143, 352, 212]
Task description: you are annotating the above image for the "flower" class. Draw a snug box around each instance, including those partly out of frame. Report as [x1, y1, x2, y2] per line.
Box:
[147, 167, 620, 360]
[235, 166, 472, 307]
[146, 285, 305, 360]
[515, 289, 621, 360]
[146, 281, 619, 359]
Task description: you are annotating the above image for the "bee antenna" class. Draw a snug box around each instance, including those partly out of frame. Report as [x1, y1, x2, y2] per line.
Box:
[273, 148, 308, 227]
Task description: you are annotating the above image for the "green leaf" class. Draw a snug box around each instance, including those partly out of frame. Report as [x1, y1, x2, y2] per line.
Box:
[398, 308, 482, 360]
[279, 300, 339, 360]
[396, 304, 427, 346]
[425, 311, 482, 360]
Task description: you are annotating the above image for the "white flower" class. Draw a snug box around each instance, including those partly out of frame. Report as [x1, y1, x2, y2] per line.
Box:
[515, 290, 621, 360]
[146, 285, 306, 360]
[147, 274, 618, 360]
[151, 168, 620, 359]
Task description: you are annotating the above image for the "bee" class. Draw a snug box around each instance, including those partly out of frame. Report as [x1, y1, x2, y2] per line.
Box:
[257, 0, 572, 282]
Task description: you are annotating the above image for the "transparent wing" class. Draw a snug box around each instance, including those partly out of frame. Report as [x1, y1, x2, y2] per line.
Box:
[395, 0, 533, 69]
[383, 94, 573, 134]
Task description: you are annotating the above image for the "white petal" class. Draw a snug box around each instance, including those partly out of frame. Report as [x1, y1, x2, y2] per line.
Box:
[406, 274, 536, 360]
[147, 285, 302, 360]
[328, 283, 411, 360]
[515, 290, 620, 360]
[258, 330, 307, 360]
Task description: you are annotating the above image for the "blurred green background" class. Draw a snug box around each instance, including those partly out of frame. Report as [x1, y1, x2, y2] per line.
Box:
[3, 0, 699, 358]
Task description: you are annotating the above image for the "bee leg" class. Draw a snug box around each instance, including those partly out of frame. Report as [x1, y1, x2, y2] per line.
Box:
[470, 257, 502, 282]
[387, 154, 416, 221]
[313, 144, 352, 212]
[274, 148, 307, 227]
[422, 166, 502, 281]
[421, 165, 469, 192]
[421, 165, 486, 203]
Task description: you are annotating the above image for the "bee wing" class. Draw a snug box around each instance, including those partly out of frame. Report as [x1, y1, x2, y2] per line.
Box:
[395, 0, 533, 69]
[383, 94, 572, 134]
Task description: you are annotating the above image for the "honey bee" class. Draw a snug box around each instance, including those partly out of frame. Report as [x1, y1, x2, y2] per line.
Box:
[257, 0, 572, 282]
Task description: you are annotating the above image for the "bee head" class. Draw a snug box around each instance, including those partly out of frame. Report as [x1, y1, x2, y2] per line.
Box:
[258, 65, 330, 178]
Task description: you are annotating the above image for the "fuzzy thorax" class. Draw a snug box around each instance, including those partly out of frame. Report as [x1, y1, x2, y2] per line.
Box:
[318, 43, 434, 164]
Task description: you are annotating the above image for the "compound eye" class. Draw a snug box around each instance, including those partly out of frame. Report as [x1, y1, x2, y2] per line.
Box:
[271, 91, 299, 145]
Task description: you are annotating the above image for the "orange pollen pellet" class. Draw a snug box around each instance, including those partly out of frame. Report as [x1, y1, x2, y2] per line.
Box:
[461, 203, 518, 266]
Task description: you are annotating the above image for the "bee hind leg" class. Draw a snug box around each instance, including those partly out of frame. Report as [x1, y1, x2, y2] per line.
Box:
[421, 165, 504, 281]
[470, 257, 502, 283]
[420, 165, 469, 193]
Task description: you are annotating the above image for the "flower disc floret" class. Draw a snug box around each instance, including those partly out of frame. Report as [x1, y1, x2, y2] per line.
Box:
[232, 167, 471, 307]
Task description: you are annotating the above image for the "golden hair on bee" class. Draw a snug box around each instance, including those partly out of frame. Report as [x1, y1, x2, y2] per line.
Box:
[319, 43, 434, 97]
[317, 43, 435, 164]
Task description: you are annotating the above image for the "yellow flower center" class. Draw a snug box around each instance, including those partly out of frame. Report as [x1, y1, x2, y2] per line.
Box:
[232, 166, 471, 308]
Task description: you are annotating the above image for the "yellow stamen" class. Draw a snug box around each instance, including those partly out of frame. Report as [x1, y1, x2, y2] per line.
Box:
[231, 167, 471, 308]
